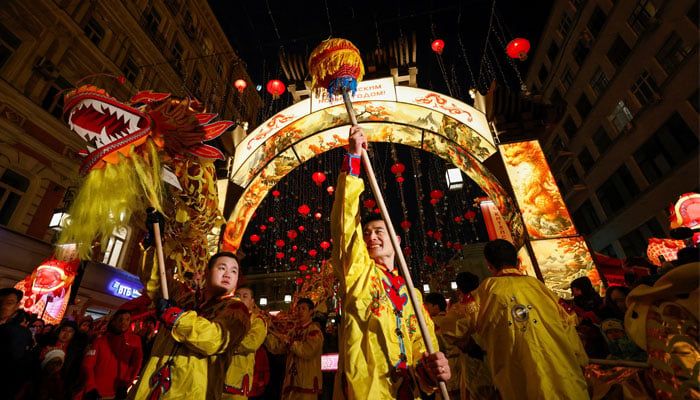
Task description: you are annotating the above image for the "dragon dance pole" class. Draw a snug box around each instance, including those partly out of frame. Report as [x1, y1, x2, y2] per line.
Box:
[152, 221, 169, 300]
[310, 38, 450, 399]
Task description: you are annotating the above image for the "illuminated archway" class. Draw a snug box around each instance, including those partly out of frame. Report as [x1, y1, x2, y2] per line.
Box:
[222, 77, 525, 252]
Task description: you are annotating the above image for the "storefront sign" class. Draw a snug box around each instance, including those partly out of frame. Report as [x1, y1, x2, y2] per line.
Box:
[108, 279, 143, 299]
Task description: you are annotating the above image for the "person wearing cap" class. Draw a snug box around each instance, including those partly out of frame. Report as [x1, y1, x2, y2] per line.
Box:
[0, 287, 33, 398]
[129, 250, 250, 400]
[81, 309, 142, 400]
[449, 239, 589, 400]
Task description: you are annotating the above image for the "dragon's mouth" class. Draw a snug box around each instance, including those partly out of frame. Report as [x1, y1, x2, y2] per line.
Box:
[67, 97, 149, 152]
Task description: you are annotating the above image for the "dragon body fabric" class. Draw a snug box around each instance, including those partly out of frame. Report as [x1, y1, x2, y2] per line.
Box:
[59, 85, 232, 279]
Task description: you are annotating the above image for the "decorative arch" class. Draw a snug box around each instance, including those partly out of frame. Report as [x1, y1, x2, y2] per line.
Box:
[222, 77, 525, 252]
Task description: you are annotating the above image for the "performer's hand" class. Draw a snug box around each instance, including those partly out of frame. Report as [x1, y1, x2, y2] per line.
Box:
[155, 298, 177, 319]
[348, 125, 367, 156]
[421, 351, 451, 383]
[143, 207, 165, 249]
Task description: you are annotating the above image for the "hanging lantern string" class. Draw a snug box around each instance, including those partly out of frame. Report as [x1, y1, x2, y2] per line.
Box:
[450, 65, 464, 100]
[374, 15, 382, 50]
[431, 22, 455, 97]
[476, 0, 497, 89]
[457, 35, 477, 89]
[487, 40, 508, 85]
[265, 0, 282, 41]
[323, 0, 334, 37]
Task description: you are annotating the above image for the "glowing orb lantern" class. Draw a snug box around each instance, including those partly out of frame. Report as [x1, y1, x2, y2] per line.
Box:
[260, 225, 267, 231]
[250, 234, 260, 243]
[299, 265, 308, 271]
[396, 177, 404, 183]
[364, 199, 376, 209]
[312, 172, 326, 186]
[234, 79, 247, 93]
[276, 239, 285, 248]
[506, 38, 531, 61]
[296, 277, 303, 284]
[298, 226, 305, 231]
[327, 186, 334, 195]
[433, 232, 443, 240]
[315, 212, 322, 220]
[431, 39, 445, 55]
[276, 252, 284, 259]
[320, 241, 330, 250]
[266, 79, 285, 99]
[403, 247, 412, 255]
[290, 257, 296, 262]
[298, 204, 310, 215]
[401, 220, 412, 229]
[430, 190, 443, 200]
[464, 210, 477, 221]
[272, 190, 280, 197]
[287, 230, 298, 240]
[391, 163, 405, 175]
[309, 249, 318, 257]
[268, 217, 275, 222]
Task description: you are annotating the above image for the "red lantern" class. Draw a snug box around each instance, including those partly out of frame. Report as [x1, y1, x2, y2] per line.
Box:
[287, 230, 298, 239]
[430, 199, 438, 205]
[431, 39, 445, 55]
[454, 216, 462, 223]
[391, 163, 405, 175]
[464, 210, 476, 221]
[400, 220, 412, 230]
[373, 208, 380, 214]
[292, 245, 298, 250]
[298, 226, 305, 231]
[327, 186, 334, 195]
[260, 225, 267, 231]
[506, 38, 531, 61]
[276, 239, 285, 248]
[425, 255, 435, 265]
[403, 247, 412, 256]
[453, 243, 462, 251]
[296, 277, 303, 284]
[305, 275, 311, 280]
[433, 232, 443, 241]
[309, 249, 317, 257]
[315, 212, 322, 220]
[272, 190, 280, 197]
[234, 79, 247, 93]
[311, 267, 317, 272]
[430, 190, 443, 199]
[250, 234, 260, 243]
[299, 265, 308, 271]
[266, 79, 285, 99]
[268, 217, 275, 222]
[363, 199, 376, 209]
[298, 204, 310, 215]
[320, 241, 330, 250]
[276, 252, 284, 259]
[396, 176, 404, 183]
[289, 257, 295, 262]
[312, 172, 326, 186]
[446, 241, 452, 248]
[427, 231, 433, 237]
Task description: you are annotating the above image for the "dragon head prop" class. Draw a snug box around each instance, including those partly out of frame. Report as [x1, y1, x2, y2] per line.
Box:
[63, 85, 232, 176]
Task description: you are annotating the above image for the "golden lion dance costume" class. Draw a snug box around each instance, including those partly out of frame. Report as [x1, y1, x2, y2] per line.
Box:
[451, 268, 589, 400]
[330, 169, 440, 399]
[223, 309, 268, 398]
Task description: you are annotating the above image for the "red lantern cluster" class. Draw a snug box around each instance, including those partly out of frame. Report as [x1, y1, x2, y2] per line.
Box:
[431, 39, 445, 55]
[391, 163, 406, 183]
[506, 38, 531, 61]
[298, 204, 310, 215]
[266, 79, 285, 99]
[312, 172, 326, 186]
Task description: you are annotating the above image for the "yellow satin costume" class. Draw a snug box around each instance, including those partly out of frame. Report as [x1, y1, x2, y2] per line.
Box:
[130, 251, 250, 400]
[454, 268, 588, 400]
[265, 320, 324, 399]
[331, 173, 440, 399]
[223, 310, 268, 398]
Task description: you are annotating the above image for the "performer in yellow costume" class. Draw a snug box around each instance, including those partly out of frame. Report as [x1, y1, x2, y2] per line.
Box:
[330, 125, 450, 399]
[265, 297, 323, 399]
[223, 285, 268, 398]
[452, 239, 588, 400]
[130, 251, 250, 400]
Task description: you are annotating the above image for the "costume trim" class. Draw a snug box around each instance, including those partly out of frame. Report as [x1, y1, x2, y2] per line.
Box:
[341, 154, 361, 177]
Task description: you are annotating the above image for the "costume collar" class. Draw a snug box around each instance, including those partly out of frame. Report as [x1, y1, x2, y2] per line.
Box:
[495, 268, 524, 277]
[376, 262, 398, 276]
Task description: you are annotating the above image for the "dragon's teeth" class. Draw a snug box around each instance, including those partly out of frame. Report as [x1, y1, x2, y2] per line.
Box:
[100, 126, 107, 137]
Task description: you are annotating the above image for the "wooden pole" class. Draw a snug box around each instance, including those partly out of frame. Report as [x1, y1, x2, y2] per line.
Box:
[342, 88, 449, 398]
[152, 221, 169, 300]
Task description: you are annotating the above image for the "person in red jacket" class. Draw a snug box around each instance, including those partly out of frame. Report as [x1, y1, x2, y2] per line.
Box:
[82, 309, 143, 400]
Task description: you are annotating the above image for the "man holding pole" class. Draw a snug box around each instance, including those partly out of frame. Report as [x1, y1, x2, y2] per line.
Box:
[331, 125, 450, 399]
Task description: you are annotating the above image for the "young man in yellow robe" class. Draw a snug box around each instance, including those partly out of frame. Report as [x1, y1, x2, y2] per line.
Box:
[452, 239, 588, 400]
[130, 251, 250, 400]
[265, 297, 323, 399]
[330, 125, 451, 399]
[223, 285, 268, 398]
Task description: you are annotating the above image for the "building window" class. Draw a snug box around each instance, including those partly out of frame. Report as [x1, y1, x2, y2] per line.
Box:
[103, 226, 128, 267]
[547, 41, 560, 63]
[607, 36, 631, 69]
[619, 217, 665, 257]
[609, 100, 634, 133]
[83, 17, 105, 46]
[561, 67, 573, 92]
[538, 65, 549, 84]
[655, 32, 691, 75]
[633, 112, 699, 184]
[563, 116, 578, 139]
[572, 200, 601, 235]
[0, 168, 30, 226]
[596, 165, 640, 216]
[578, 147, 594, 171]
[0, 24, 21, 69]
[122, 56, 139, 83]
[41, 77, 71, 120]
[573, 40, 590, 66]
[628, 0, 659, 36]
[143, 7, 161, 36]
[558, 12, 573, 37]
[592, 127, 612, 155]
[589, 67, 610, 97]
[587, 6, 608, 38]
[631, 71, 660, 107]
[575, 94, 593, 120]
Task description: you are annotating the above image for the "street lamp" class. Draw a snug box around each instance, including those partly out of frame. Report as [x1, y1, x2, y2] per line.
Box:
[259, 297, 268, 306]
[49, 209, 69, 230]
[284, 294, 292, 303]
[445, 167, 463, 190]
